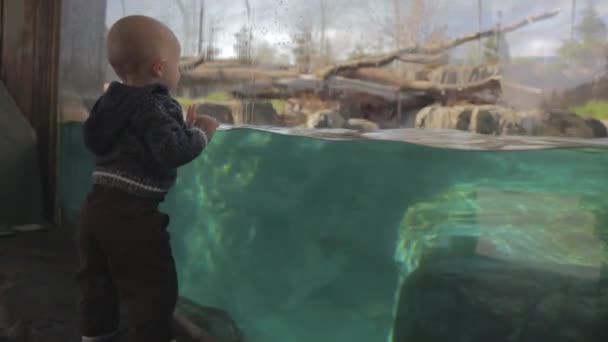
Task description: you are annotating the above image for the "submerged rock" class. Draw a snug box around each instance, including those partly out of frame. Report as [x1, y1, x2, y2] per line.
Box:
[393, 178, 608, 341]
[415, 105, 608, 138]
[392, 255, 608, 342]
[175, 297, 245, 342]
[240, 100, 279, 126]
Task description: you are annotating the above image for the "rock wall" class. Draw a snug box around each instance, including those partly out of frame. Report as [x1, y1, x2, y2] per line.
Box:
[416, 105, 608, 138]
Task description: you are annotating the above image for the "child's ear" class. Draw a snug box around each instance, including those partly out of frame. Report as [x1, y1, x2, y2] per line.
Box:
[151, 59, 164, 78]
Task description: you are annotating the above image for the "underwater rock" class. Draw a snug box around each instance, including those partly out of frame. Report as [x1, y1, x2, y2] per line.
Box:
[393, 179, 608, 341]
[175, 297, 245, 342]
[392, 255, 608, 342]
[197, 102, 235, 124]
[415, 105, 606, 138]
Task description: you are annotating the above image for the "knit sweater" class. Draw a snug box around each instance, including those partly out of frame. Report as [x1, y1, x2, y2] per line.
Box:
[83, 82, 208, 199]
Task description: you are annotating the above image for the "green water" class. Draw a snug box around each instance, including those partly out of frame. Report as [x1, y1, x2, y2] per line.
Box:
[58, 124, 608, 342]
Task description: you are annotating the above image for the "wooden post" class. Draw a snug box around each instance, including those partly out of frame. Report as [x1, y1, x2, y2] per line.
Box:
[33, 0, 62, 223]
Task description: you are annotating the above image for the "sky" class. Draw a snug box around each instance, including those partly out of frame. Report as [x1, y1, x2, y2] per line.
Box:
[106, 0, 608, 60]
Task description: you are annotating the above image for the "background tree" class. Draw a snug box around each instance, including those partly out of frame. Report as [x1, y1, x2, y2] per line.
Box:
[558, 2, 608, 70]
[370, 0, 440, 49]
[234, 25, 253, 64]
[176, 0, 195, 55]
[253, 41, 279, 65]
[348, 43, 368, 60]
[291, 14, 315, 72]
[317, 40, 335, 67]
[483, 32, 510, 64]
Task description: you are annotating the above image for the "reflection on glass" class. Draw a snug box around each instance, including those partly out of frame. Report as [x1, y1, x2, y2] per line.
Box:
[57, 0, 608, 341]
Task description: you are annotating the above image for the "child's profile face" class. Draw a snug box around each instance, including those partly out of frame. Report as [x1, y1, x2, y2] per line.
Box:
[152, 39, 181, 92]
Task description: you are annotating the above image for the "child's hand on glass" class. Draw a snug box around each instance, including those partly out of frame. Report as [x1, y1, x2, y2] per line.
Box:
[186, 104, 219, 139]
[186, 104, 198, 127]
[195, 115, 220, 137]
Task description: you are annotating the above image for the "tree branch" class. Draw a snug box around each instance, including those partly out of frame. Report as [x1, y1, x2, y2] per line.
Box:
[317, 8, 561, 79]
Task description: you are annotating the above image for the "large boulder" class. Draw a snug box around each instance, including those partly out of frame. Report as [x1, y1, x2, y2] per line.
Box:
[392, 255, 608, 342]
[416, 105, 524, 136]
[415, 105, 608, 138]
[530, 110, 607, 138]
[240, 100, 279, 126]
[197, 102, 235, 124]
[392, 179, 608, 339]
[585, 118, 608, 138]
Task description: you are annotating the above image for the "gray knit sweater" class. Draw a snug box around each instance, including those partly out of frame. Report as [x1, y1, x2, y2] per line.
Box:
[83, 82, 208, 199]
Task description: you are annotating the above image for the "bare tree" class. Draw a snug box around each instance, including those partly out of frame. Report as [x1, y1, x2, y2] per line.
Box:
[288, 0, 337, 69]
[319, 0, 328, 57]
[425, 25, 449, 47]
[253, 40, 279, 66]
[176, 0, 192, 55]
[393, 0, 402, 49]
[368, 0, 441, 50]
[292, 16, 315, 73]
[403, 0, 439, 46]
[176, 0, 204, 55]
[318, 9, 561, 79]
[197, 0, 205, 55]
[316, 0, 339, 66]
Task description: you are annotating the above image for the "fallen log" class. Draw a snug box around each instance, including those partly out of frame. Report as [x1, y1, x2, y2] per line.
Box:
[181, 66, 299, 82]
[317, 8, 561, 79]
[231, 73, 500, 104]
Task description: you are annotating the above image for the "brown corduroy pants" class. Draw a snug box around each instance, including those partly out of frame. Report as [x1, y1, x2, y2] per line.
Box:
[77, 185, 177, 342]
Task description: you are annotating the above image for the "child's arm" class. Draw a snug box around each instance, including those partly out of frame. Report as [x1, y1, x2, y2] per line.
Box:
[185, 104, 220, 139]
[135, 98, 209, 169]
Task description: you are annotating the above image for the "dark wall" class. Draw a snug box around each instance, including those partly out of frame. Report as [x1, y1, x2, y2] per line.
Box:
[0, 0, 61, 222]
